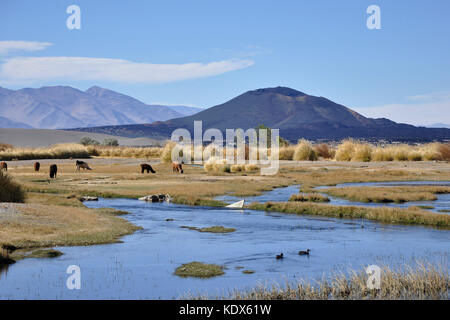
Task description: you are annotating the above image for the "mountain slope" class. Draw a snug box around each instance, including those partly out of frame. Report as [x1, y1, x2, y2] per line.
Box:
[71, 86, 450, 142]
[0, 85, 192, 129]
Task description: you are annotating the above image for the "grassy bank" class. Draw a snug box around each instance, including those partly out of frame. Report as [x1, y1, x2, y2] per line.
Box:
[219, 263, 449, 300]
[248, 201, 450, 229]
[0, 203, 140, 249]
[321, 186, 450, 203]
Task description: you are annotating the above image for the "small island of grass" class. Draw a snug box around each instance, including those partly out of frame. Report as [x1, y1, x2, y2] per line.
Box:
[174, 261, 225, 278]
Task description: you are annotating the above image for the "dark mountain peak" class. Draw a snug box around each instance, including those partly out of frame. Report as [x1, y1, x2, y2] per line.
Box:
[248, 86, 306, 97]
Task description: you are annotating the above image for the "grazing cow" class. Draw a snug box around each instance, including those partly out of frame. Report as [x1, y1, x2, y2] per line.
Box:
[34, 162, 40, 172]
[0, 161, 7, 171]
[140, 163, 156, 174]
[172, 162, 183, 174]
[76, 160, 92, 171]
[49, 164, 58, 179]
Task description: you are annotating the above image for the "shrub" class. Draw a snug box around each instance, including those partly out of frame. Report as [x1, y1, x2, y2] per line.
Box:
[407, 151, 422, 161]
[314, 143, 333, 159]
[0, 171, 25, 203]
[103, 138, 119, 146]
[293, 139, 317, 161]
[437, 143, 450, 161]
[277, 146, 295, 160]
[80, 137, 100, 146]
[244, 164, 259, 172]
[230, 164, 244, 172]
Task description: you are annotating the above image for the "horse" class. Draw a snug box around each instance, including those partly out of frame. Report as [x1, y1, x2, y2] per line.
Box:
[34, 162, 40, 172]
[49, 164, 58, 179]
[76, 160, 92, 171]
[0, 162, 7, 171]
[140, 163, 156, 174]
[172, 162, 183, 174]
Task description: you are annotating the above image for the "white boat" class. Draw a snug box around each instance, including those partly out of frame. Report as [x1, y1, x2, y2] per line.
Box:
[225, 199, 245, 209]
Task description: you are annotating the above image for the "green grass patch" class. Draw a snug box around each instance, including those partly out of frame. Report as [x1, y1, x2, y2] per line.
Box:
[175, 261, 225, 278]
[180, 225, 236, 233]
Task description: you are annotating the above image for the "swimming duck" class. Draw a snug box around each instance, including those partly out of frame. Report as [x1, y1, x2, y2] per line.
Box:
[298, 249, 310, 255]
[276, 253, 284, 259]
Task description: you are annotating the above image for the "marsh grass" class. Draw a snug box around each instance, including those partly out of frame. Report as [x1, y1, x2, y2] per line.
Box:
[289, 193, 330, 202]
[180, 225, 236, 233]
[293, 139, 317, 161]
[321, 186, 450, 203]
[222, 263, 449, 300]
[90, 146, 162, 158]
[175, 262, 225, 278]
[249, 201, 450, 228]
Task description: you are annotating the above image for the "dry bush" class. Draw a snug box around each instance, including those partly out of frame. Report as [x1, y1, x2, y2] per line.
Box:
[0, 142, 13, 152]
[244, 164, 259, 172]
[277, 146, 295, 160]
[293, 139, 317, 161]
[314, 143, 334, 159]
[437, 143, 450, 160]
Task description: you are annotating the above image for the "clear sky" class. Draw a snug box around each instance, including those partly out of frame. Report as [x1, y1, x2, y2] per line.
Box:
[1, 0, 449, 125]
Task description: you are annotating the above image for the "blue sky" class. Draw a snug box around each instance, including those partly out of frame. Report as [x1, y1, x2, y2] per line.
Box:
[1, 0, 449, 125]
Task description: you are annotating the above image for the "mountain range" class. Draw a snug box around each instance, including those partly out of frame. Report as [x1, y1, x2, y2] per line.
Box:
[0, 85, 202, 129]
[71, 87, 450, 142]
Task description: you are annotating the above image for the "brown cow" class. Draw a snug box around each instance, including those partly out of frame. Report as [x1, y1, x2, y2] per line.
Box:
[0, 161, 7, 171]
[34, 162, 40, 172]
[172, 162, 183, 174]
[140, 163, 156, 174]
[49, 164, 57, 179]
[76, 160, 92, 171]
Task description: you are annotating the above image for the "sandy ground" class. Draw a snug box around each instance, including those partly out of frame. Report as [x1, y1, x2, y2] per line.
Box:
[0, 128, 163, 147]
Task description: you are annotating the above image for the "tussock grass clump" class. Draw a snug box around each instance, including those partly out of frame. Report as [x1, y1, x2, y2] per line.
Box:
[293, 139, 317, 161]
[224, 263, 449, 300]
[289, 193, 330, 202]
[352, 144, 372, 162]
[230, 164, 245, 172]
[334, 139, 358, 161]
[249, 201, 450, 228]
[175, 262, 225, 278]
[0, 171, 25, 203]
[244, 164, 259, 172]
[0, 143, 90, 161]
[160, 141, 177, 163]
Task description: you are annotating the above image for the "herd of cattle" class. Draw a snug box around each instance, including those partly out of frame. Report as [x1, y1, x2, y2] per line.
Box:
[0, 160, 183, 178]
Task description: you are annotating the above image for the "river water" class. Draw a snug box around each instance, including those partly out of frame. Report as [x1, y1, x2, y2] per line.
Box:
[0, 182, 448, 299]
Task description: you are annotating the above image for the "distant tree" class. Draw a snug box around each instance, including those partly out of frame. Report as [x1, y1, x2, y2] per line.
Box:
[255, 124, 289, 148]
[103, 138, 119, 146]
[80, 137, 100, 146]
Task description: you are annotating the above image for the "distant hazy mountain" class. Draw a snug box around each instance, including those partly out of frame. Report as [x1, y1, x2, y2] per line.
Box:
[426, 123, 450, 129]
[0, 85, 196, 129]
[0, 116, 33, 128]
[166, 105, 203, 116]
[72, 86, 450, 142]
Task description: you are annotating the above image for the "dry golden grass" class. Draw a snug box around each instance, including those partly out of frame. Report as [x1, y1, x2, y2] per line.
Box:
[0, 171, 25, 203]
[0, 203, 139, 249]
[289, 193, 330, 202]
[0, 143, 90, 161]
[321, 186, 450, 203]
[220, 263, 449, 300]
[293, 139, 317, 161]
[91, 145, 162, 158]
